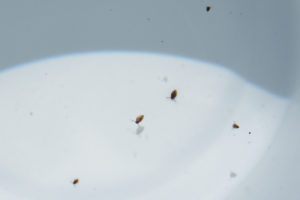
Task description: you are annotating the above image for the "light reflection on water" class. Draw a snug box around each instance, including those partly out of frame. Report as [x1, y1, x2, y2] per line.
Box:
[0, 51, 289, 200]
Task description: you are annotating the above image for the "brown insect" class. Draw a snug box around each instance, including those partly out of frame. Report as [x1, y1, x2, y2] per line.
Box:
[135, 115, 144, 124]
[170, 89, 178, 100]
[73, 178, 79, 185]
[232, 123, 239, 129]
[206, 6, 211, 12]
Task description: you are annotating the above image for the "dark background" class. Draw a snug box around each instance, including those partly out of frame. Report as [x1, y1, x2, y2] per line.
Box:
[0, 0, 297, 96]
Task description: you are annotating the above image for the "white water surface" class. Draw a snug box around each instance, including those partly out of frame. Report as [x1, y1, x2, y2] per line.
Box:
[0, 52, 288, 200]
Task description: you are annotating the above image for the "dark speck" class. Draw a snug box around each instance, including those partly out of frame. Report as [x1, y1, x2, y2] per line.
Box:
[135, 115, 144, 124]
[230, 172, 237, 178]
[162, 76, 168, 82]
[73, 178, 79, 185]
[233, 123, 239, 129]
[170, 89, 178, 100]
[206, 6, 211, 12]
[136, 125, 144, 135]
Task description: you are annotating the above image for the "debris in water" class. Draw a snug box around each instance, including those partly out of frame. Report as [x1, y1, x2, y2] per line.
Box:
[135, 115, 144, 124]
[232, 122, 239, 129]
[230, 172, 237, 178]
[162, 76, 168, 82]
[73, 178, 79, 185]
[136, 125, 145, 135]
[170, 89, 178, 100]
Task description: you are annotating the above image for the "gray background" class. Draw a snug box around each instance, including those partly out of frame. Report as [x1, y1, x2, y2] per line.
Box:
[0, 0, 298, 97]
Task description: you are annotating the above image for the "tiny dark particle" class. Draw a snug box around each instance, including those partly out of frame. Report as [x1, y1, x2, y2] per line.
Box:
[135, 115, 144, 124]
[162, 76, 168, 82]
[170, 89, 178, 100]
[136, 125, 144, 135]
[232, 123, 239, 129]
[206, 6, 211, 12]
[230, 172, 237, 178]
[73, 178, 79, 185]
[249, 131, 252, 134]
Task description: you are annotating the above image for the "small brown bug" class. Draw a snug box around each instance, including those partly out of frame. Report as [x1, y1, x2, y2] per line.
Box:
[170, 89, 177, 100]
[73, 178, 79, 185]
[232, 123, 239, 129]
[206, 6, 211, 12]
[135, 115, 144, 124]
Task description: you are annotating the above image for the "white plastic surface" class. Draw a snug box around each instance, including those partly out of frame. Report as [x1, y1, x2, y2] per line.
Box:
[0, 52, 289, 199]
